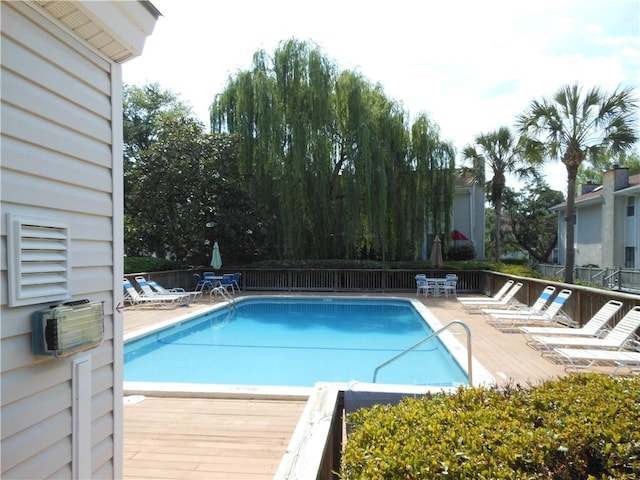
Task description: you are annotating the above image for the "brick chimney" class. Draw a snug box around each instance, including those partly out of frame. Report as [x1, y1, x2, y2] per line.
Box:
[603, 164, 629, 192]
[580, 182, 601, 195]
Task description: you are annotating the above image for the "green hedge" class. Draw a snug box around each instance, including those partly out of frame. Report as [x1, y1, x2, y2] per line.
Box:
[341, 374, 640, 479]
[124, 256, 179, 274]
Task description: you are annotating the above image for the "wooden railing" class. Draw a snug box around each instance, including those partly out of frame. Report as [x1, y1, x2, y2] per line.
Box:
[125, 268, 640, 327]
[126, 268, 484, 294]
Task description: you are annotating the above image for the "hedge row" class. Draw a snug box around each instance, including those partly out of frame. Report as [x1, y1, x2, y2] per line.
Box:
[341, 374, 640, 479]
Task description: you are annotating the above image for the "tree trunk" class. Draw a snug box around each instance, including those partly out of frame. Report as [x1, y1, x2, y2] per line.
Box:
[494, 196, 502, 263]
[564, 167, 578, 283]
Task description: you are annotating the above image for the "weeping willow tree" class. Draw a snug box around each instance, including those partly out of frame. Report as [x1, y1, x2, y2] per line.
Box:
[410, 114, 456, 258]
[211, 38, 455, 261]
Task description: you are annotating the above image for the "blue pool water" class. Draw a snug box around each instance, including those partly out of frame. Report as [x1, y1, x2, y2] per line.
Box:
[124, 297, 468, 387]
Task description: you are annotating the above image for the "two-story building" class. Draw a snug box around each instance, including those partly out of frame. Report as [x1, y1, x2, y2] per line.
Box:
[552, 165, 639, 269]
[453, 174, 485, 260]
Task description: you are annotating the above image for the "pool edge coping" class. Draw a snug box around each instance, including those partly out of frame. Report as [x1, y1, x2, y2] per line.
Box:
[123, 294, 495, 397]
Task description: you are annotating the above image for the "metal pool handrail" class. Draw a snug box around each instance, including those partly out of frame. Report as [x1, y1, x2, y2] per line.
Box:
[372, 320, 473, 385]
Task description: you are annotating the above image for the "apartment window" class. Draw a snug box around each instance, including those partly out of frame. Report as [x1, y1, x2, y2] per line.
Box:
[627, 197, 635, 217]
[625, 247, 635, 268]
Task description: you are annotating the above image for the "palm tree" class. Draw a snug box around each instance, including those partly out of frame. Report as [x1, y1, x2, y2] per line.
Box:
[517, 84, 638, 283]
[462, 126, 539, 262]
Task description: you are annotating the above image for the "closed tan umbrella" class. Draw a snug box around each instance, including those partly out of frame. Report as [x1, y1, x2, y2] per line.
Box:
[430, 235, 443, 269]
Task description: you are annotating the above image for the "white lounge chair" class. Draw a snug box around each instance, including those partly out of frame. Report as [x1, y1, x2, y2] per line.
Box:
[458, 280, 514, 303]
[460, 282, 523, 311]
[486, 289, 573, 331]
[135, 276, 190, 304]
[148, 280, 203, 301]
[123, 279, 187, 307]
[481, 285, 556, 316]
[520, 300, 623, 338]
[554, 347, 640, 374]
[529, 306, 640, 351]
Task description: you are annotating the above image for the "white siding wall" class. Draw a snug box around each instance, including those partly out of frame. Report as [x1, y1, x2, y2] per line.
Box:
[624, 195, 639, 268]
[1, 2, 118, 478]
[575, 203, 602, 266]
[453, 185, 485, 260]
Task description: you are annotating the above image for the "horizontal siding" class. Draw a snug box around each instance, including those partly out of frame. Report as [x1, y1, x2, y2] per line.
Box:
[2, 102, 112, 169]
[2, 136, 112, 190]
[0, 360, 71, 406]
[2, 381, 71, 438]
[2, 409, 72, 474]
[2, 169, 112, 216]
[3, 69, 111, 143]
[2, 33, 111, 119]
[94, 435, 115, 478]
[1, 2, 118, 479]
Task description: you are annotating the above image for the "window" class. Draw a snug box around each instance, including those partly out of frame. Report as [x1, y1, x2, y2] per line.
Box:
[6, 214, 71, 307]
[625, 247, 635, 269]
[627, 197, 635, 217]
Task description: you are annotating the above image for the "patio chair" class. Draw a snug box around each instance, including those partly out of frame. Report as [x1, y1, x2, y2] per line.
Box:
[415, 274, 428, 296]
[529, 306, 640, 351]
[553, 347, 640, 374]
[458, 280, 514, 303]
[520, 299, 623, 339]
[232, 272, 242, 292]
[481, 285, 556, 316]
[123, 279, 184, 307]
[441, 274, 458, 298]
[134, 276, 190, 305]
[217, 273, 237, 294]
[148, 280, 203, 301]
[486, 289, 573, 330]
[193, 273, 214, 292]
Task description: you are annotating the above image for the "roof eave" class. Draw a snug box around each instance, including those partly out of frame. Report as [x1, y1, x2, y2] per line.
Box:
[35, 0, 160, 63]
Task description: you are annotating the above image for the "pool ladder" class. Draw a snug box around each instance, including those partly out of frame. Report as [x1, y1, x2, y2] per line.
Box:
[372, 320, 473, 386]
[209, 286, 236, 307]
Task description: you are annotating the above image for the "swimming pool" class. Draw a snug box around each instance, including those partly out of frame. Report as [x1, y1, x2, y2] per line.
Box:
[124, 296, 484, 390]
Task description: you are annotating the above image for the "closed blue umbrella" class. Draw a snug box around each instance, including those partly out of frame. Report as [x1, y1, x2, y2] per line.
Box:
[211, 241, 222, 271]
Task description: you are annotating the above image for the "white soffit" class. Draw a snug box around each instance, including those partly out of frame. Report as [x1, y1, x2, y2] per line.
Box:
[34, 0, 160, 63]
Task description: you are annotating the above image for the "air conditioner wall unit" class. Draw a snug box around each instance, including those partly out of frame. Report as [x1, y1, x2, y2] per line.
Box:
[32, 300, 104, 358]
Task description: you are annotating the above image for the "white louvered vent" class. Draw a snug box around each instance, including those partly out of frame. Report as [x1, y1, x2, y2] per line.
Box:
[7, 214, 71, 307]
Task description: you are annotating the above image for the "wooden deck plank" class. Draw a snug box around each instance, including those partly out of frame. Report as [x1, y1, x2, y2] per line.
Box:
[124, 396, 306, 479]
[123, 291, 580, 479]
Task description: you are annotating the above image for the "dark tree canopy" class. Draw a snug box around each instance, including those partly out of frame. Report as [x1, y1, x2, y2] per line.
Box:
[123, 84, 266, 265]
[503, 179, 564, 263]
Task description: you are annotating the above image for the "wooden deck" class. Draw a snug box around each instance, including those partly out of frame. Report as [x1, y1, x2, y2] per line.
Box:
[122, 292, 575, 479]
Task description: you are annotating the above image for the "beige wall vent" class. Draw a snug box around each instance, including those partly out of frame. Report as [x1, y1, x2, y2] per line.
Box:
[7, 214, 71, 307]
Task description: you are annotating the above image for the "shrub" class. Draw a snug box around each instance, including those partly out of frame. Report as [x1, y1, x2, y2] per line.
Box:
[124, 256, 179, 274]
[447, 245, 475, 261]
[341, 374, 640, 479]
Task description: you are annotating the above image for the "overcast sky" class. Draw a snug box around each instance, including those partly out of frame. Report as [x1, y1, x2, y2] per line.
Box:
[123, 0, 640, 192]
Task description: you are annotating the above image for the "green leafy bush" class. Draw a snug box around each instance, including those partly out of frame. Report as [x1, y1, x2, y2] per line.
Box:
[341, 374, 640, 479]
[124, 256, 179, 274]
[447, 245, 475, 261]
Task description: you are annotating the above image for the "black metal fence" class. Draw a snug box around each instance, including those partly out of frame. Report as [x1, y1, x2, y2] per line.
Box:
[534, 264, 640, 293]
